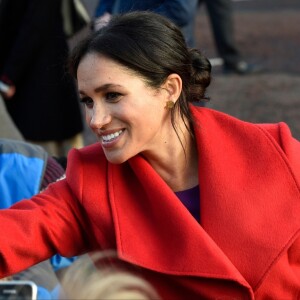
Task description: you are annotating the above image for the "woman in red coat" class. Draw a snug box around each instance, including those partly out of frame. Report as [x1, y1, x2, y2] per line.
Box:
[0, 11, 300, 299]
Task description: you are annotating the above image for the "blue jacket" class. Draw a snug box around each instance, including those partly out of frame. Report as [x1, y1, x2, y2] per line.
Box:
[0, 139, 47, 208]
[0, 139, 76, 275]
[94, 0, 197, 46]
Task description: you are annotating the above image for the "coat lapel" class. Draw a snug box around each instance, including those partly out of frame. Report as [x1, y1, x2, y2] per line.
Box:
[108, 156, 250, 289]
[192, 107, 300, 289]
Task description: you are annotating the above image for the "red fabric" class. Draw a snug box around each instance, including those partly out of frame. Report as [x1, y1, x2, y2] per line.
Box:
[1, 107, 300, 299]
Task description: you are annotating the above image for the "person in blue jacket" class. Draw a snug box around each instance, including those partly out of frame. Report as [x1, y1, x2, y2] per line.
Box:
[0, 138, 75, 299]
[93, 0, 197, 47]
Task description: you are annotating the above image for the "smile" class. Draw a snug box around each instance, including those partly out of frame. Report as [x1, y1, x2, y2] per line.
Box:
[101, 130, 124, 143]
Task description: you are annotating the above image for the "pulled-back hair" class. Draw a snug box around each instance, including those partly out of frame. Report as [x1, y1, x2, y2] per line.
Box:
[69, 11, 211, 137]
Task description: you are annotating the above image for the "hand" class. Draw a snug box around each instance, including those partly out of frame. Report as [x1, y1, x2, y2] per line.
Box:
[2, 85, 16, 99]
[93, 13, 111, 31]
[0, 81, 16, 99]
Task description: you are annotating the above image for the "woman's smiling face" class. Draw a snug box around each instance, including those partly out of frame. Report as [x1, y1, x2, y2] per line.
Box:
[77, 53, 171, 164]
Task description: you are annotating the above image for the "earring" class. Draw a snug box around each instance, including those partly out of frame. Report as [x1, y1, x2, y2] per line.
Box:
[164, 100, 175, 110]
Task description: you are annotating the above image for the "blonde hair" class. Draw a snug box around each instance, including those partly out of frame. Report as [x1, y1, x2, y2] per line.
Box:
[60, 252, 160, 300]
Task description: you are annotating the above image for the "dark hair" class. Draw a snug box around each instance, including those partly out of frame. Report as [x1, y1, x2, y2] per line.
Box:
[69, 11, 211, 137]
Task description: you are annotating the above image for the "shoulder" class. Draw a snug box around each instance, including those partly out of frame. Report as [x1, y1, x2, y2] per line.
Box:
[191, 106, 290, 140]
[191, 106, 299, 156]
[69, 142, 104, 159]
[0, 138, 47, 160]
[67, 142, 107, 174]
[66, 143, 106, 183]
[192, 106, 300, 178]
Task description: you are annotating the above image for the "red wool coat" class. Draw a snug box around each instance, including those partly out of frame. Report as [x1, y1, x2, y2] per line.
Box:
[1, 107, 300, 299]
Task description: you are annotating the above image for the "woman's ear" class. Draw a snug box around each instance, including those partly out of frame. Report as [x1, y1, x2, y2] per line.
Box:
[161, 73, 182, 103]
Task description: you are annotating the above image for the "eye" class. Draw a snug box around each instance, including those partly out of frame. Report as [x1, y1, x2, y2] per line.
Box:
[105, 92, 122, 102]
[80, 97, 94, 109]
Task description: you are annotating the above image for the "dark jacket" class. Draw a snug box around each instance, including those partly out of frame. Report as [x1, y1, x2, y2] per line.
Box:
[94, 0, 197, 46]
[0, 0, 83, 141]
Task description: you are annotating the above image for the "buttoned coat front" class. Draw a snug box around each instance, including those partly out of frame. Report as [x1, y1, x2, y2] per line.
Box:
[1, 107, 300, 299]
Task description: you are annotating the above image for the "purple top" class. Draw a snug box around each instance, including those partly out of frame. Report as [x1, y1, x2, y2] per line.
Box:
[175, 185, 200, 222]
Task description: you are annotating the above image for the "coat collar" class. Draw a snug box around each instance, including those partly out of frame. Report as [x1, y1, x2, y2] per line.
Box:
[107, 107, 300, 290]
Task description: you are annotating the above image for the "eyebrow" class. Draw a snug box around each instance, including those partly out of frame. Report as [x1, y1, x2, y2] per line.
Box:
[79, 83, 123, 96]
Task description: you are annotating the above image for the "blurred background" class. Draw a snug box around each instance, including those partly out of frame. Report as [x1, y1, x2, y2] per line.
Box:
[78, 0, 300, 143]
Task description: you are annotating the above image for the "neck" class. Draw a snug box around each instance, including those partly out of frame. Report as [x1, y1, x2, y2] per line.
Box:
[142, 119, 198, 192]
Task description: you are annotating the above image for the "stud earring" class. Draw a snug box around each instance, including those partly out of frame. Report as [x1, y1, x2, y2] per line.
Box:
[164, 100, 175, 110]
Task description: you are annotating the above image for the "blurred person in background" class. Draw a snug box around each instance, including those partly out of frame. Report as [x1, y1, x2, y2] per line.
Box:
[195, 0, 264, 74]
[93, 0, 197, 47]
[59, 251, 160, 300]
[0, 0, 85, 157]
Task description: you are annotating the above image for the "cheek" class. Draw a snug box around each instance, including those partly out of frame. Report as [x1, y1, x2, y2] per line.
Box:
[85, 109, 93, 130]
[84, 109, 93, 125]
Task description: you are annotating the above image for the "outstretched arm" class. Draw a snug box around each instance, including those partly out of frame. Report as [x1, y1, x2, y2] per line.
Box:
[0, 179, 91, 278]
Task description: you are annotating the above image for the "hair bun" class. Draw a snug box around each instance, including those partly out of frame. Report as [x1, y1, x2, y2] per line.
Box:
[189, 49, 211, 84]
[188, 49, 211, 102]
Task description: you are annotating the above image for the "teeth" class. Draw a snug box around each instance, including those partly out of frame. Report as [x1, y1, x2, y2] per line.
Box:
[102, 130, 123, 142]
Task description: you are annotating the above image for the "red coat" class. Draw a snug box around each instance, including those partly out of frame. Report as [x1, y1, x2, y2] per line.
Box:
[1, 107, 300, 299]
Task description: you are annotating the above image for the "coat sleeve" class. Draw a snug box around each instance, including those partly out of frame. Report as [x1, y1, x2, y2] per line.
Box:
[0, 178, 92, 278]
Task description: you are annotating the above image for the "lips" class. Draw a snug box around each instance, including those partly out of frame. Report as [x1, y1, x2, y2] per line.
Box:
[101, 129, 124, 143]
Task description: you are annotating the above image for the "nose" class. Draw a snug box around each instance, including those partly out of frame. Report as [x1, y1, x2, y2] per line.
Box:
[88, 102, 112, 130]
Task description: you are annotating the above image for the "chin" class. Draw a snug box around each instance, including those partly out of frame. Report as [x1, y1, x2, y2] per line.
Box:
[104, 153, 129, 165]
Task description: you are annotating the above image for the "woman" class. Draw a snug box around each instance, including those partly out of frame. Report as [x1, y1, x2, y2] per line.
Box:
[0, 11, 299, 299]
